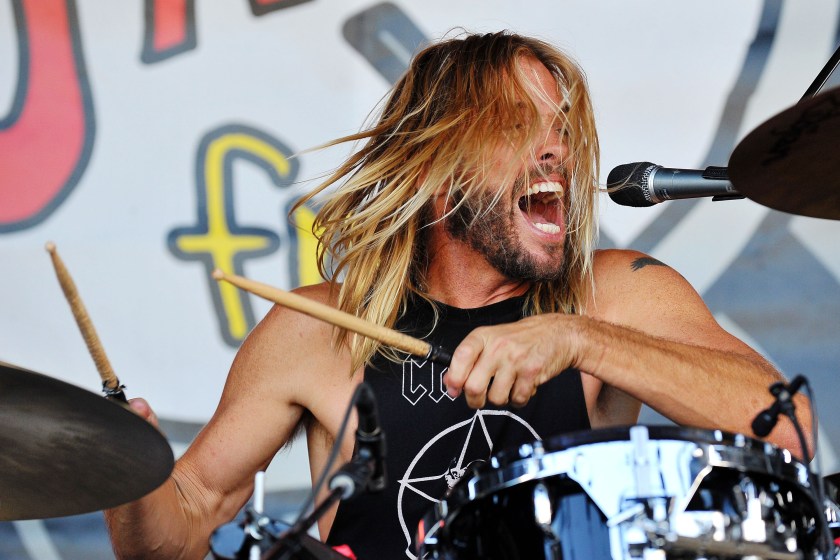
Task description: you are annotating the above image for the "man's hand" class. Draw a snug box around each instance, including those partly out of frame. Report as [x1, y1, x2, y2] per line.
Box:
[126, 398, 160, 429]
[442, 314, 581, 408]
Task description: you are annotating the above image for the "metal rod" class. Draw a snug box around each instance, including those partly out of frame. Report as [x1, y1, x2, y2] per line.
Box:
[801, 42, 840, 100]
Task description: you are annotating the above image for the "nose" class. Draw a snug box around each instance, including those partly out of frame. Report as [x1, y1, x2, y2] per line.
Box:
[536, 127, 568, 165]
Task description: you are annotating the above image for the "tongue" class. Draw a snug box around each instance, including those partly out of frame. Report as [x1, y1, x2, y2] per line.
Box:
[525, 200, 552, 224]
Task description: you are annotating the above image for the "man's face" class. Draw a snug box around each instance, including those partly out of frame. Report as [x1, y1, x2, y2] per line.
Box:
[446, 57, 571, 282]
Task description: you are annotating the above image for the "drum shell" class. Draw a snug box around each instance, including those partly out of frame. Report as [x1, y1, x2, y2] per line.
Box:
[417, 425, 821, 560]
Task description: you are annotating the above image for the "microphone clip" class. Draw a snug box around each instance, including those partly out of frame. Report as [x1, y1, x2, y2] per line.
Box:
[356, 426, 386, 493]
[329, 452, 376, 500]
[751, 376, 805, 438]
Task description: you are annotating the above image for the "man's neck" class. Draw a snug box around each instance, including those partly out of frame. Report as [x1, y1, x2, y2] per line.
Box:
[425, 235, 530, 309]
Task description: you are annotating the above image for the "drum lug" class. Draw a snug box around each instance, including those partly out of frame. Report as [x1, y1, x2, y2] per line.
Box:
[533, 481, 556, 538]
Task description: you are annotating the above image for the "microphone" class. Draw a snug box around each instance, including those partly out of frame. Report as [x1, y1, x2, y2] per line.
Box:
[329, 383, 387, 499]
[752, 375, 807, 437]
[607, 162, 743, 207]
[354, 383, 387, 492]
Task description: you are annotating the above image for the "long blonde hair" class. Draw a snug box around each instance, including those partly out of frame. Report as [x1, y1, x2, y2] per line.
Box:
[292, 31, 600, 372]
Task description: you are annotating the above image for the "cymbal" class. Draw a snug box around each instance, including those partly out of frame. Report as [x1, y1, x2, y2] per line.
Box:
[728, 85, 840, 220]
[0, 362, 174, 520]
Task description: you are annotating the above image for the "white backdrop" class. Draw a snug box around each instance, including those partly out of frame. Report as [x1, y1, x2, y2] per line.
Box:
[1, 1, 840, 557]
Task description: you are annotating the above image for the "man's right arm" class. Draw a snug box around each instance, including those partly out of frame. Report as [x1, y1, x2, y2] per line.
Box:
[105, 284, 339, 559]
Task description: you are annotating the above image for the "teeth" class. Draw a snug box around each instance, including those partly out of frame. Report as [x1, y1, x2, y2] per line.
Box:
[534, 222, 561, 234]
[521, 182, 564, 234]
[525, 181, 564, 197]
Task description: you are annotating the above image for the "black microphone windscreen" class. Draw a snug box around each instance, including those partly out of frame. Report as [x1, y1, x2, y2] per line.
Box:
[607, 162, 656, 207]
[752, 410, 778, 438]
[355, 382, 379, 435]
[356, 382, 375, 412]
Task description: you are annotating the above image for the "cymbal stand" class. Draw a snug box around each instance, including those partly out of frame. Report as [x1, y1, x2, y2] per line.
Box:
[248, 472, 267, 560]
[210, 472, 272, 560]
[801, 42, 840, 99]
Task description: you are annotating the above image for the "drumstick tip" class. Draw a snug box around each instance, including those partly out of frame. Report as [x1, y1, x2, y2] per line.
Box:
[211, 268, 225, 281]
[45, 241, 56, 254]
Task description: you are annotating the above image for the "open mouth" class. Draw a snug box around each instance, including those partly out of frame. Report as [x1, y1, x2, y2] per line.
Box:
[517, 181, 564, 234]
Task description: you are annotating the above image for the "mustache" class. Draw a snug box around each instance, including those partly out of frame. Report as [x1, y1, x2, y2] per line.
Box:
[513, 164, 570, 198]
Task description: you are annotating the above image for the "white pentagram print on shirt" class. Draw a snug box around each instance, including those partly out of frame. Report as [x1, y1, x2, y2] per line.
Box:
[397, 409, 542, 559]
[325, 295, 591, 560]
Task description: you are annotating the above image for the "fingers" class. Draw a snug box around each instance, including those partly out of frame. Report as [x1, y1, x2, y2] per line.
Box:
[444, 331, 484, 400]
[445, 327, 505, 407]
[509, 378, 539, 408]
[463, 358, 538, 408]
[127, 397, 160, 428]
[444, 325, 545, 409]
[485, 365, 516, 407]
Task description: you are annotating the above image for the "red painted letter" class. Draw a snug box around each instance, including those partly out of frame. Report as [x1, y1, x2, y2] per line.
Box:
[0, 0, 95, 231]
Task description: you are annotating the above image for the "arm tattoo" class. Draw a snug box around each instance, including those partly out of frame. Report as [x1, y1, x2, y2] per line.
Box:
[631, 257, 668, 271]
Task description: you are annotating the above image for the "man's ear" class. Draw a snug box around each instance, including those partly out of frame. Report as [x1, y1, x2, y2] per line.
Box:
[430, 179, 457, 223]
[418, 164, 452, 220]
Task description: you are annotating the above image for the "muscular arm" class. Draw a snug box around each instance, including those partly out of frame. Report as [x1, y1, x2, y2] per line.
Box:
[443, 249, 811, 458]
[105, 284, 341, 559]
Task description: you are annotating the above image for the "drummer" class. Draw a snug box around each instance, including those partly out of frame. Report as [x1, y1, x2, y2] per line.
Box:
[106, 31, 810, 559]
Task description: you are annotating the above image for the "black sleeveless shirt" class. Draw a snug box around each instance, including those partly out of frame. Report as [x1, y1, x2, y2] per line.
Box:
[326, 296, 591, 559]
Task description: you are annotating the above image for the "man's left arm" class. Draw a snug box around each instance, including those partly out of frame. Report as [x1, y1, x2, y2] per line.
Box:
[444, 249, 812, 458]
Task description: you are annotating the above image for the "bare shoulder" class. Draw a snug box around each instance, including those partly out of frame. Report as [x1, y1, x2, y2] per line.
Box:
[592, 248, 698, 300]
[592, 248, 685, 287]
[291, 281, 340, 305]
[260, 281, 340, 330]
[225, 281, 352, 408]
[588, 249, 722, 341]
[248, 281, 340, 349]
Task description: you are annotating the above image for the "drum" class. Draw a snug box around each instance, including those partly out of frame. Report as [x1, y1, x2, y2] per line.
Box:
[417, 425, 823, 559]
[822, 474, 840, 550]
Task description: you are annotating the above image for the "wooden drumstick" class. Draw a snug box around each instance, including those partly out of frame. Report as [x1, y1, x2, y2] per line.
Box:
[45, 242, 127, 401]
[212, 269, 453, 366]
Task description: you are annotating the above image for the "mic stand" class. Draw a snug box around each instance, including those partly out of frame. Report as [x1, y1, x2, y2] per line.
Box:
[264, 382, 385, 559]
[259, 487, 344, 560]
[210, 471, 352, 560]
[261, 452, 376, 560]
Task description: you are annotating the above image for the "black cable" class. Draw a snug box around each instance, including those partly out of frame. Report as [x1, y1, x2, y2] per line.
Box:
[774, 377, 831, 556]
[785, 383, 812, 464]
[795, 381, 832, 556]
[291, 383, 364, 527]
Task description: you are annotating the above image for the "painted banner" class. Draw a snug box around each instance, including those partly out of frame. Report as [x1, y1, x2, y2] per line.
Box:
[1, 0, 839, 557]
